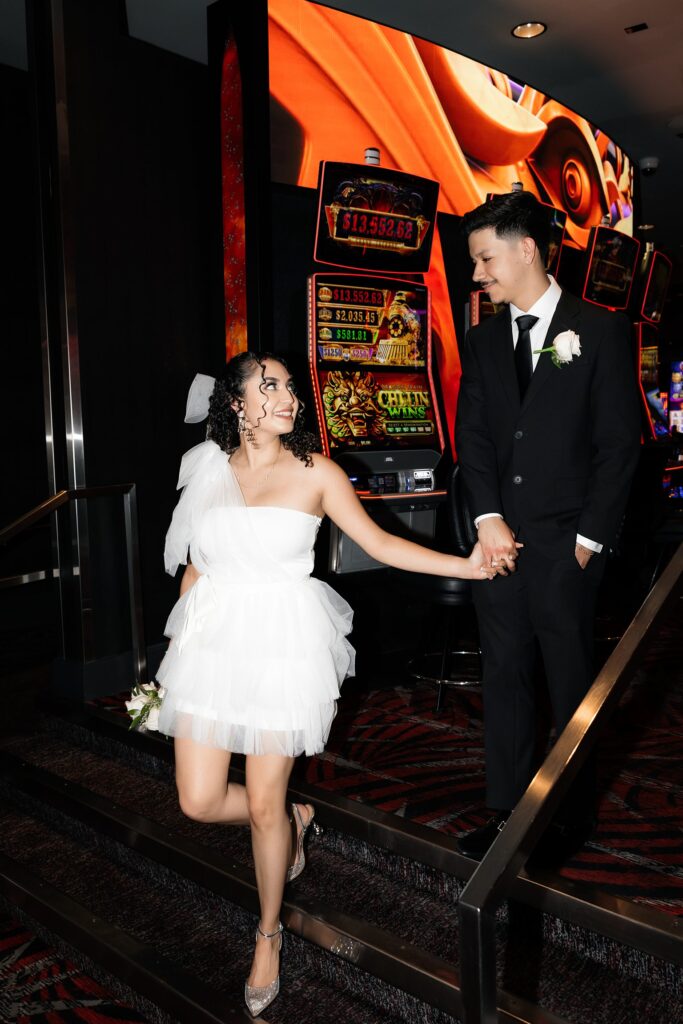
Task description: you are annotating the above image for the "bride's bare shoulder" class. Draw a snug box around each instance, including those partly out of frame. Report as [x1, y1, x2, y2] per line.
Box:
[308, 452, 346, 479]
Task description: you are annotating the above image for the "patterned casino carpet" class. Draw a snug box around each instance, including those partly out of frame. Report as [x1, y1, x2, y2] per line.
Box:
[307, 601, 683, 916]
[0, 913, 148, 1024]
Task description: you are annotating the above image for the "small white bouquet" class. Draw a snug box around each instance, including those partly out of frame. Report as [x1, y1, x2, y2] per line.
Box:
[125, 682, 166, 732]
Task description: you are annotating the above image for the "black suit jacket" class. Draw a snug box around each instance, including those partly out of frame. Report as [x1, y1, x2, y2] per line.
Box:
[454, 290, 641, 557]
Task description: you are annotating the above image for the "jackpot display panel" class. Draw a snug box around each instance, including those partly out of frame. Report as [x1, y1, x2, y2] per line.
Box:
[309, 274, 444, 486]
[314, 162, 440, 274]
[582, 226, 640, 310]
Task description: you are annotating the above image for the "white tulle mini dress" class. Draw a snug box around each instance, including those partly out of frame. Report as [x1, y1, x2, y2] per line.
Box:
[156, 439, 355, 757]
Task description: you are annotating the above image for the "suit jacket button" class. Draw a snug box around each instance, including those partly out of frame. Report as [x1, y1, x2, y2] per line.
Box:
[514, 430, 523, 440]
[513, 475, 523, 485]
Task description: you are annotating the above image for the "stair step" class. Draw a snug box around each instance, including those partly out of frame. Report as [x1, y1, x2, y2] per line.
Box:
[0, 848, 253, 1023]
[0, 748, 465, 1018]
[7, 709, 681, 1024]
[0, 796, 413, 1024]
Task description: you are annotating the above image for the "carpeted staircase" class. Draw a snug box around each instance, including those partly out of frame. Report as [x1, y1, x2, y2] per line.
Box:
[0, 694, 681, 1024]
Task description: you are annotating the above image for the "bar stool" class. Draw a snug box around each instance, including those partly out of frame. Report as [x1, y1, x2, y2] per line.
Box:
[388, 463, 481, 712]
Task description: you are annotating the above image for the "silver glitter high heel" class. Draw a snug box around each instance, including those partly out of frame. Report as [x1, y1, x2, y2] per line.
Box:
[244, 921, 283, 1018]
[286, 803, 321, 883]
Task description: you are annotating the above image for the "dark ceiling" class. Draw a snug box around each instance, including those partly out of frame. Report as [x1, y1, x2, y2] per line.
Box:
[2, 0, 682, 266]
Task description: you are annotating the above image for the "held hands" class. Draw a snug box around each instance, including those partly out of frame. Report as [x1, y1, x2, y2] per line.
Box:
[475, 518, 523, 577]
[468, 541, 497, 579]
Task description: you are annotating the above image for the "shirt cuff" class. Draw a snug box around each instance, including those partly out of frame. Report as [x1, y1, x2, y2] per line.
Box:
[474, 512, 504, 528]
[576, 534, 603, 554]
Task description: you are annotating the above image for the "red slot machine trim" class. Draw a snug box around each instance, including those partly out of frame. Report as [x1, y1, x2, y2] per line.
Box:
[636, 322, 658, 443]
[308, 276, 331, 457]
[581, 226, 640, 312]
[359, 490, 447, 502]
[425, 286, 446, 453]
[470, 290, 482, 327]
[640, 250, 672, 324]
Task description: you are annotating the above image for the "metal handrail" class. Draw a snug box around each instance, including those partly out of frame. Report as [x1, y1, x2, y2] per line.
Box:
[458, 540, 683, 1023]
[0, 485, 133, 545]
[0, 485, 148, 687]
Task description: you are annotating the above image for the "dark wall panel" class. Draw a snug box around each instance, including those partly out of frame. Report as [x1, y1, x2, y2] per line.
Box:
[0, 64, 46, 528]
[60, 0, 221, 642]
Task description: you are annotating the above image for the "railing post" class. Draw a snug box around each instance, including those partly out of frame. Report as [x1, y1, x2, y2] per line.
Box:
[459, 901, 498, 1024]
[123, 485, 148, 687]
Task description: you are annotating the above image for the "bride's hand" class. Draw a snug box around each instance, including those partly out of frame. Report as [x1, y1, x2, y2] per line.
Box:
[468, 541, 496, 580]
[468, 540, 523, 580]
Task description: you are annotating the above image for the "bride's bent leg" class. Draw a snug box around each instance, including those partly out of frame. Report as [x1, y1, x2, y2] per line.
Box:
[245, 753, 295, 989]
[174, 736, 249, 825]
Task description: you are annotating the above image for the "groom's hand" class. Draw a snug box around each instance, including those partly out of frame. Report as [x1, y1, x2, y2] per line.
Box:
[477, 518, 519, 575]
[575, 542, 594, 569]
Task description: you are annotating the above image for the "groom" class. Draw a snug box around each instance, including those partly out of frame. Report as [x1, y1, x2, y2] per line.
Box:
[454, 191, 640, 861]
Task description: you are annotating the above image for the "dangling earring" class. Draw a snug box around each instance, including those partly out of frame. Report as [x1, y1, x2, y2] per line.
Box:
[245, 424, 257, 446]
[238, 414, 247, 434]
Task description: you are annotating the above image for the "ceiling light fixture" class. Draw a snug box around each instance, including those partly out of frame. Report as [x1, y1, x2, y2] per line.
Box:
[511, 21, 547, 39]
[624, 23, 648, 34]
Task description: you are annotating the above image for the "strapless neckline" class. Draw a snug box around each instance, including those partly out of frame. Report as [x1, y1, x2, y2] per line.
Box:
[243, 506, 322, 522]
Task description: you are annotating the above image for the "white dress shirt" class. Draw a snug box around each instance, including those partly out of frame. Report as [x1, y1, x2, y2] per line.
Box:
[473, 276, 602, 553]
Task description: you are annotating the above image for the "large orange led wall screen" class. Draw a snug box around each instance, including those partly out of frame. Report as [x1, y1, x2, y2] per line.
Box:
[238, 1, 635, 442]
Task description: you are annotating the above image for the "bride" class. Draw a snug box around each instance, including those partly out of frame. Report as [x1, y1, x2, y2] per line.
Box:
[155, 350, 500, 1017]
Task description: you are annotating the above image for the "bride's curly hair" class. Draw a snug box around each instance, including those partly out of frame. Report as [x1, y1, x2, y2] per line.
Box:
[206, 351, 319, 466]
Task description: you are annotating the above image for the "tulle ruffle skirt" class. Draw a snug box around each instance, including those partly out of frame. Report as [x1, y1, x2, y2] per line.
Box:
[156, 574, 354, 757]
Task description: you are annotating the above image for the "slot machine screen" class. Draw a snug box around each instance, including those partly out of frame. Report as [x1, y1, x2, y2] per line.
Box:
[309, 274, 444, 457]
[669, 360, 683, 434]
[641, 251, 672, 324]
[583, 226, 640, 310]
[313, 162, 440, 274]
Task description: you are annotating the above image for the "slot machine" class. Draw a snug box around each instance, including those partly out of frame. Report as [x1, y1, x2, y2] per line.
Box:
[633, 249, 673, 443]
[581, 225, 640, 311]
[309, 274, 446, 572]
[637, 323, 669, 441]
[309, 162, 446, 573]
[669, 360, 683, 436]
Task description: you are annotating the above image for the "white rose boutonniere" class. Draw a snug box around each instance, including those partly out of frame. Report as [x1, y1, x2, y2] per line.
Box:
[534, 330, 581, 368]
[125, 682, 166, 732]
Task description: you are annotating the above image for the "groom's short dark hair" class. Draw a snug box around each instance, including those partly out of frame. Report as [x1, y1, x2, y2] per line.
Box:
[463, 191, 550, 264]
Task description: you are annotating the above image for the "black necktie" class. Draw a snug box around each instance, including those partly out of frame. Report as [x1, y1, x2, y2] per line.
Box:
[514, 314, 539, 400]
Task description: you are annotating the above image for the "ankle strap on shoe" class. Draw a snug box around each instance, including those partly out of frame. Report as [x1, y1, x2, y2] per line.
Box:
[257, 922, 283, 940]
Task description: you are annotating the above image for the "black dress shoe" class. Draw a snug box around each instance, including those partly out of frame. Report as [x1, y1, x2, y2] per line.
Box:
[457, 811, 511, 860]
[527, 818, 595, 869]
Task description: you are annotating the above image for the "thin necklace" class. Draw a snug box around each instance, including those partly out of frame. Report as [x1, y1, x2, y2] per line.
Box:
[232, 445, 281, 489]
